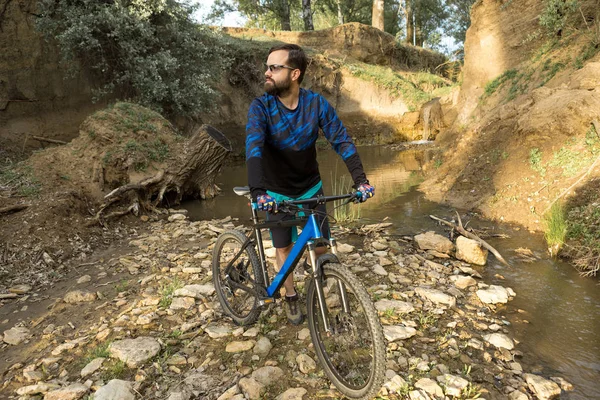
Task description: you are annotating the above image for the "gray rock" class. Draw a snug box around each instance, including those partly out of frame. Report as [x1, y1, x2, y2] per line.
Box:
[238, 377, 264, 400]
[476, 285, 513, 304]
[483, 333, 515, 350]
[373, 264, 388, 276]
[523, 373, 561, 400]
[44, 383, 88, 400]
[81, 357, 105, 377]
[64, 290, 96, 304]
[16, 383, 60, 395]
[77, 275, 92, 284]
[372, 241, 389, 251]
[205, 324, 232, 339]
[276, 387, 308, 400]
[253, 337, 272, 357]
[436, 374, 469, 397]
[384, 374, 407, 394]
[337, 243, 355, 253]
[449, 275, 477, 289]
[414, 231, 454, 253]
[243, 327, 260, 337]
[93, 379, 135, 400]
[225, 340, 255, 353]
[252, 366, 284, 386]
[109, 337, 161, 367]
[9, 284, 32, 294]
[174, 284, 215, 298]
[455, 236, 488, 265]
[296, 354, 317, 374]
[415, 287, 456, 307]
[415, 378, 443, 397]
[508, 390, 529, 400]
[170, 297, 196, 310]
[383, 325, 417, 341]
[297, 328, 310, 341]
[166, 391, 191, 400]
[217, 385, 240, 400]
[3, 326, 30, 345]
[375, 299, 415, 314]
[408, 389, 429, 399]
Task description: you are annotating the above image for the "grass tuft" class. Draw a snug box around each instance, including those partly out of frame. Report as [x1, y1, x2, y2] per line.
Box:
[544, 201, 567, 256]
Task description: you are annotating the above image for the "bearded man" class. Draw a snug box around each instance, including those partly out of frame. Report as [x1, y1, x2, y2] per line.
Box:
[245, 43, 374, 325]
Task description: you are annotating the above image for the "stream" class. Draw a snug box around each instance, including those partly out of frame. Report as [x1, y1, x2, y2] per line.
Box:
[184, 145, 600, 399]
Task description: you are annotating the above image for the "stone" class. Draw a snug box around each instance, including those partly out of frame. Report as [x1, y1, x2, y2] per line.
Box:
[16, 383, 61, 395]
[167, 392, 191, 400]
[383, 325, 417, 341]
[24, 370, 44, 382]
[296, 354, 317, 374]
[81, 357, 105, 377]
[168, 213, 187, 221]
[109, 337, 161, 367]
[373, 264, 388, 276]
[174, 284, 215, 298]
[205, 324, 232, 338]
[436, 374, 469, 397]
[225, 340, 255, 353]
[170, 297, 196, 310]
[64, 290, 96, 304]
[253, 337, 272, 357]
[483, 333, 515, 350]
[408, 390, 429, 399]
[44, 383, 89, 400]
[449, 275, 477, 289]
[276, 388, 308, 400]
[508, 390, 529, 400]
[414, 231, 454, 253]
[337, 243, 354, 253]
[476, 285, 513, 304]
[384, 374, 408, 393]
[238, 377, 264, 400]
[372, 241, 389, 250]
[93, 379, 135, 400]
[375, 299, 415, 314]
[297, 328, 310, 341]
[455, 236, 488, 265]
[136, 312, 158, 325]
[252, 366, 284, 386]
[415, 287, 456, 307]
[9, 284, 32, 294]
[243, 327, 260, 337]
[77, 275, 92, 284]
[523, 373, 561, 400]
[415, 378, 444, 398]
[3, 326, 30, 345]
[217, 385, 241, 400]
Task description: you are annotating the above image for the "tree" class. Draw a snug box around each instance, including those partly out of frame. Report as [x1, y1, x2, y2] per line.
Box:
[372, 0, 384, 30]
[302, 0, 314, 30]
[443, 0, 476, 45]
[210, 0, 294, 31]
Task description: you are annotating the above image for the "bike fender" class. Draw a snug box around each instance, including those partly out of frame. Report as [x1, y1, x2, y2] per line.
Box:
[315, 253, 340, 281]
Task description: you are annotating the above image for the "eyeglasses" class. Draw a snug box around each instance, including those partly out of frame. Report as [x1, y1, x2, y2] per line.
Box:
[265, 64, 296, 73]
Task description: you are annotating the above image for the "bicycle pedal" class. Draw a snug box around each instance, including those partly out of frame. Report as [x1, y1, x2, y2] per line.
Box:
[260, 298, 275, 305]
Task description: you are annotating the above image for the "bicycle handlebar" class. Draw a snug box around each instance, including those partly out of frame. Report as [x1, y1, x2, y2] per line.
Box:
[279, 192, 358, 207]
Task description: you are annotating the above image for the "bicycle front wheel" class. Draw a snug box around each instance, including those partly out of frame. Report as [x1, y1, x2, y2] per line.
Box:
[306, 262, 386, 400]
[212, 230, 264, 326]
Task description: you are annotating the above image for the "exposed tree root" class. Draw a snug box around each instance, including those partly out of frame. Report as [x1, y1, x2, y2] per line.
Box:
[563, 244, 600, 277]
[430, 211, 510, 267]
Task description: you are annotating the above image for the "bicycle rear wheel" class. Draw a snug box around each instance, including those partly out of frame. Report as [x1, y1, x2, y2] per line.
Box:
[306, 262, 386, 400]
[212, 230, 264, 326]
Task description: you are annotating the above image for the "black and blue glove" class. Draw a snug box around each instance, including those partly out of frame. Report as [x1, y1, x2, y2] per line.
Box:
[256, 194, 277, 212]
[356, 183, 375, 203]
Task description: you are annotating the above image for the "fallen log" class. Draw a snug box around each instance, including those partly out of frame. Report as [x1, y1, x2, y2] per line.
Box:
[0, 204, 29, 216]
[429, 212, 510, 267]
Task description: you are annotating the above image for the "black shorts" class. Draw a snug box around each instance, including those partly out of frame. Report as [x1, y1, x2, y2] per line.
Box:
[266, 186, 330, 249]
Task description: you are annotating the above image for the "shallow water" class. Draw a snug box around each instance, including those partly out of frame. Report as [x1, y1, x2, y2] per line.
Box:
[184, 145, 600, 399]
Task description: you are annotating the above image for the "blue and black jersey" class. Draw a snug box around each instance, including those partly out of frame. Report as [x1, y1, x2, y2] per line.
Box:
[246, 88, 367, 199]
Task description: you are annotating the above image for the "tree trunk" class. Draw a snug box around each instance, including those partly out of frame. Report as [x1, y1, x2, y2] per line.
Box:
[94, 124, 232, 224]
[336, 0, 344, 24]
[280, 0, 291, 30]
[372, 0, 385, 31]
[302, 0, 314, 30]
[405, 0, 414, 44]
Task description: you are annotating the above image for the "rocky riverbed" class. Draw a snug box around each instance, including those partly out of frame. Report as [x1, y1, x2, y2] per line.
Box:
[0, 212, 571, 399]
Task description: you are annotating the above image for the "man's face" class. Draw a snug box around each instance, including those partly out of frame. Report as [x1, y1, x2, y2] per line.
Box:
[264, 50, 295, 96]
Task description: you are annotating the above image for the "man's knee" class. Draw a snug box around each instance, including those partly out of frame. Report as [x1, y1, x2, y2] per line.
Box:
[275, 243, 294, 256]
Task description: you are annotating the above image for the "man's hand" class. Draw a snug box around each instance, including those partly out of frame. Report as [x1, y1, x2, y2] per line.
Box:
[256, 194, 277, 212]
[357, 183, 375, 203]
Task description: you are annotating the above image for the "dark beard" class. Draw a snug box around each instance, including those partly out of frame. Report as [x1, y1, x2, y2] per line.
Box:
[264, 77, 291, 96]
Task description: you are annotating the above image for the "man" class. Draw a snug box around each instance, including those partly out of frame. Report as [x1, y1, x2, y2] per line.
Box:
[246, 43, 374, 325]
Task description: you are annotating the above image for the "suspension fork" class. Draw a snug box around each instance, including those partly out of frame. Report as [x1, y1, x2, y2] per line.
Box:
[330, 238, 350, 314]
[308, 241, 331, 333]
[251, 203, 270, 288]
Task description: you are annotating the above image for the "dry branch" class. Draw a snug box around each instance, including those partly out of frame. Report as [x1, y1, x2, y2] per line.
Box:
[31, 136, 67, 145]
[0, 204, 29, 216]
[430, 212, 511, 267]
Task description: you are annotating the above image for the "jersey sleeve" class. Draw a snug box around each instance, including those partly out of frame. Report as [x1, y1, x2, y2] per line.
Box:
[246, 99, 268, 199]
[318, 95, 368, 186]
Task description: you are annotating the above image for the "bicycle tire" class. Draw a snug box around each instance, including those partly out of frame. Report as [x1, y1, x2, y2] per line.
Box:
[306, 262, 386, 400]
[212, 230, 264, 326]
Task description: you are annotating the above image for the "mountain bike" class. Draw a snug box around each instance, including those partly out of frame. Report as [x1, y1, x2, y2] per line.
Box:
[211, 186, 386, 400]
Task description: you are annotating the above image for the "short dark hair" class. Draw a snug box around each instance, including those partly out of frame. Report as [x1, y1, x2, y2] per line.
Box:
[268, 43, 308, 83]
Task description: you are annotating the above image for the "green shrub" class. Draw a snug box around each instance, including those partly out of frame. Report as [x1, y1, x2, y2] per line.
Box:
[539, 0, 579, 36]
[544, 201, 567, 255]
[36, 0, 231, 118]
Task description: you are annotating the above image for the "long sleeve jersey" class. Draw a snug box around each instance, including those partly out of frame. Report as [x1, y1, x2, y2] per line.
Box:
[245, 88, 367, 199]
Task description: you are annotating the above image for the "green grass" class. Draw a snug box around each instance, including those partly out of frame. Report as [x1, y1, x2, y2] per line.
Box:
[482, 69, 517, 98]
[83, 342, 111, 364]
[0, 164, 41, 197]
[101, 360, 127, 381]
[529, 148, 546, 176]
[567, 204, 600, 251]
[544, 201, 567, 254]
[574, 42, 600, 69]
[159, 277, 184, 309]
[330, 172, 361, 224]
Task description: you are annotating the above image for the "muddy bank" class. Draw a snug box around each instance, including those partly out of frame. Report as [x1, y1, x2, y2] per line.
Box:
[1, 213, 570, 399]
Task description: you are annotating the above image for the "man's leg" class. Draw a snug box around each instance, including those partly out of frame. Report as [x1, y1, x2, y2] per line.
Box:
[275, 243, 296, 296]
